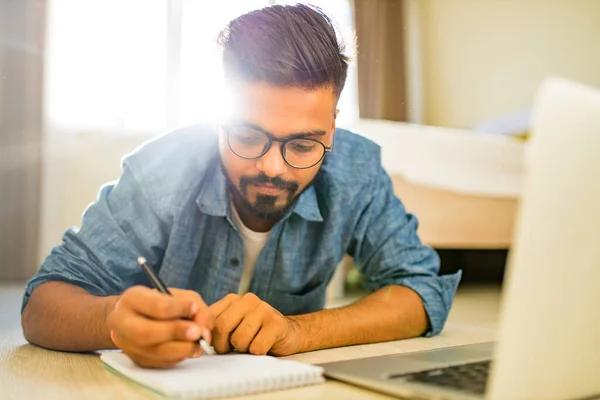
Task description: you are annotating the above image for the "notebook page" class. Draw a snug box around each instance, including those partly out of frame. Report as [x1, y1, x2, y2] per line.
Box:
[101, 352, 324, 399]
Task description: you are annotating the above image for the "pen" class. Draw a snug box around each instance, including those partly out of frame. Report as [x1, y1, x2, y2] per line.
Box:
[137, 256, 216, 356]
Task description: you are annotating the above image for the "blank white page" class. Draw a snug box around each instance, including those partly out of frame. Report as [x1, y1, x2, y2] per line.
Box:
[101, 352, 324, 399]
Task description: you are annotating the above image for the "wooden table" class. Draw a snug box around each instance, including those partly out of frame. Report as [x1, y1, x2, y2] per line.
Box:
[0, 284, 500, 400]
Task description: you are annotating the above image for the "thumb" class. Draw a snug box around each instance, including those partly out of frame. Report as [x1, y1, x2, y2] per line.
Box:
[169, 288, 215, 331]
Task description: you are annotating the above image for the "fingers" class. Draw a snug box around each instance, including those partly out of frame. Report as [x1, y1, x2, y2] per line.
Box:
[170, 288, 215, 335]
[115, 336, 202, 368]
[107, 286, 215, 368]
[110, 312, 204, 346]
[229, 306, 264, 353]
[212, 293, 260, 353]
[209, 293, 240, 318]
[120, 286, 195, 321]
[112, 288, 293, 364]
[248, 322, 281, 356]
[192, 303, 215, 335]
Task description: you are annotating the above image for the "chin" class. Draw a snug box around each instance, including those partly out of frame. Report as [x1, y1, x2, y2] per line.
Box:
[249, 191, 285, 203]
[246, 195, 293, 220]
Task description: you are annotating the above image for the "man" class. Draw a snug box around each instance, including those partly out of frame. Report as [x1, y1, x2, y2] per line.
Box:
[21, 4, 461, 368]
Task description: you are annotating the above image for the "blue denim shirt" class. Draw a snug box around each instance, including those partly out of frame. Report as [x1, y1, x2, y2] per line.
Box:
[23, 125, 461, 336]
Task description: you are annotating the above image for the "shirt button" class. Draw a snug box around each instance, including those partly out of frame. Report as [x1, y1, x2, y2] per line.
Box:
[230, 257, 240, 267]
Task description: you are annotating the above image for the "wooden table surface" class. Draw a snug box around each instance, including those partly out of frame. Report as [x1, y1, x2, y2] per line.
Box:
[0, 283, 500, 400]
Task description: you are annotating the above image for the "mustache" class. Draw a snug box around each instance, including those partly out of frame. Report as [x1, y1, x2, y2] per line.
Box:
[239, 173, 299, 192]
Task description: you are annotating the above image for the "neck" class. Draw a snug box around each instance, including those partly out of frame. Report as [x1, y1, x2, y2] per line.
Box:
[231, 194, 277, 232]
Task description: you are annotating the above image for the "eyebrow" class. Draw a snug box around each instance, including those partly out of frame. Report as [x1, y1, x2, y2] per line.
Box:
[238, 121, 327, 140]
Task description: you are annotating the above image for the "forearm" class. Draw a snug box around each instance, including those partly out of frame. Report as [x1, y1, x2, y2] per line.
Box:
[289, 285, 429, 353]
[22, 281, 119, 352]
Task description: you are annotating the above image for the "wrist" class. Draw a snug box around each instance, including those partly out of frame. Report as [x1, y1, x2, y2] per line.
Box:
[287, 314, 310, 353]
[103, 295, 120, 349]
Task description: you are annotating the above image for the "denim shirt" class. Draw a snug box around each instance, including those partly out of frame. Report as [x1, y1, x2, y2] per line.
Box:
[23, 125, 461, 336]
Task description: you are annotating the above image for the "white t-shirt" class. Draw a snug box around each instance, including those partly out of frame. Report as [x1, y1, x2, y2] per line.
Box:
[230, 202, 270, 294]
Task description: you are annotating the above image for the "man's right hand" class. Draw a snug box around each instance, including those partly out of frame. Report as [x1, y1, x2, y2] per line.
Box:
[106, 286, 215, 368]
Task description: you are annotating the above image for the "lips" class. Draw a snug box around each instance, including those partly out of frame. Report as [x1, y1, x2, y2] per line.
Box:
[253, 184, 284, 195]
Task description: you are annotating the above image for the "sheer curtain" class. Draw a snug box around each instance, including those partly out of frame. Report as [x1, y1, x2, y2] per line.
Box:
[45, 0, 358, 135]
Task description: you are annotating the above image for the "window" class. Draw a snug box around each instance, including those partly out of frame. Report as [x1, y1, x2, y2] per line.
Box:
[46, 0, 358, 134]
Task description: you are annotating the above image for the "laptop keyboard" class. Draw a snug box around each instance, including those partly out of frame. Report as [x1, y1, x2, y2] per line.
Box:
[393, 360, 491, 395]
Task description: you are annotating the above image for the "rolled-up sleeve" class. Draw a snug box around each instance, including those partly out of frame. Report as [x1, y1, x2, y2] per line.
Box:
[22, 157, 169, 313]
[350, 167, 462, 337]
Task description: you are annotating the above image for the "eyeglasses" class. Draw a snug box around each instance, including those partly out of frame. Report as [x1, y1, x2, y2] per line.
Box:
[224, 125, 334, 169]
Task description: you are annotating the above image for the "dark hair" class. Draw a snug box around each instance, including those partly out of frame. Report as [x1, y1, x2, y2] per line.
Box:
[217, 3, 349, 98]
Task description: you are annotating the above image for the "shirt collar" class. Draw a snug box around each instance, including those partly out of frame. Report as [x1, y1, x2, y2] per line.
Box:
[196, 163, 229, 217]
[291, 184, 323, 222]
[196, 163, 323, 223]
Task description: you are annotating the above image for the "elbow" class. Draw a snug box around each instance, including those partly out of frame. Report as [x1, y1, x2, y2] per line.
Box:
[21, 286, 49, 348]
[21, 301, 38, 345]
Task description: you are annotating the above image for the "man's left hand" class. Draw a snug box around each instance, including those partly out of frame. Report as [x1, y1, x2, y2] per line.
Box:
[209, 293, 302, 356]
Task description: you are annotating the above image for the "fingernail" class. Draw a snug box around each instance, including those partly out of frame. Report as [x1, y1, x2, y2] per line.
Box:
[190, 303, 198, 316]
[202, 328, 212, 344]
[193, 347, 203, 358]
[186, 326, 201, 341]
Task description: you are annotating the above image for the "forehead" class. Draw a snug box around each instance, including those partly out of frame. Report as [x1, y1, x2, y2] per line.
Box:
[227, 82, 337, 136]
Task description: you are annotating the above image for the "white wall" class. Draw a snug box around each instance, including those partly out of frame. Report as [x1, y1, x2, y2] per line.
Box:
[409, 0, 600, 129]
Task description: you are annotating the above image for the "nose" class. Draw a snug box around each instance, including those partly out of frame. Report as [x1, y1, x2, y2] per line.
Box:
[255, 142, 288, 177]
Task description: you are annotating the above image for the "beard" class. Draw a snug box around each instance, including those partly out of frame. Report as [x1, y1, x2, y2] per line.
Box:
[226, 171, 301, 221]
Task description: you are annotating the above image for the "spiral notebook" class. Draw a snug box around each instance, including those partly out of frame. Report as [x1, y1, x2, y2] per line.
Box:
[101, 351, 325, 399]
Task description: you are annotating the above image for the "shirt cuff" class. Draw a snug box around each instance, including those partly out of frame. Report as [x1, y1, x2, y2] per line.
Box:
[21, 267, 108, 314]
[387, 270, 462, 337]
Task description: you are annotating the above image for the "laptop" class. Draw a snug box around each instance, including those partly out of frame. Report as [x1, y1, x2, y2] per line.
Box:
[320, 77, 600, 400]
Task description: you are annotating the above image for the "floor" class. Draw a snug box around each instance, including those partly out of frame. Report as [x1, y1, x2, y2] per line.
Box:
[0, 281, 502, 334]
[0, 283, 25, 332]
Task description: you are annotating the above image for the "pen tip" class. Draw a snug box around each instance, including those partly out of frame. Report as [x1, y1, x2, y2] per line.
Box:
[137, 256, 147, 265]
